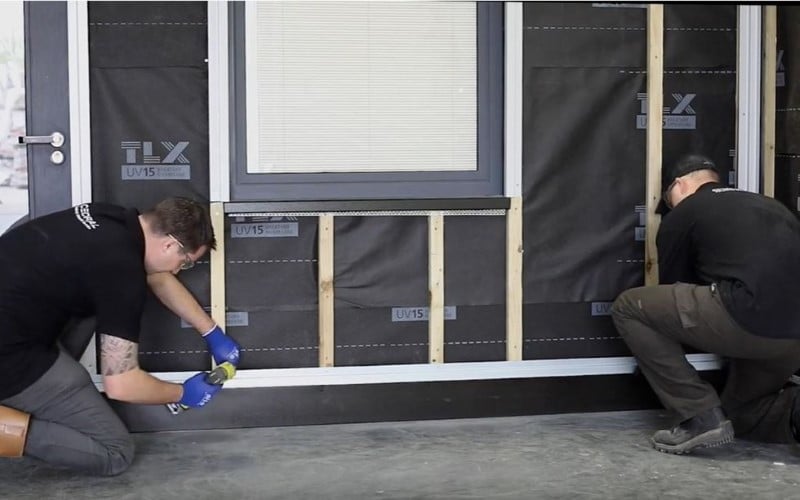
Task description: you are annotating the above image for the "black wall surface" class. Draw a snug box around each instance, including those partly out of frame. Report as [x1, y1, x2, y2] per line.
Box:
[86, 3, 766, 430]
[223, 215, 318, 369]
[89, 2, 212, 372]
[521, 3, 736, 360]
[221, 214, 508, 369]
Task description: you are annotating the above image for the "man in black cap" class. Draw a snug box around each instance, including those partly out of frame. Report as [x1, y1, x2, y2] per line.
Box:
[611, 153, 800, 455]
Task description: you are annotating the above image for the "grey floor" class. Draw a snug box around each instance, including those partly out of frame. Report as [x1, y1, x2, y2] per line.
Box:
[2, 409, 800, 500]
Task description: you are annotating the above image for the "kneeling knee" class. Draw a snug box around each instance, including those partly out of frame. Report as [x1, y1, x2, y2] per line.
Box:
[103, 437, 135, 476]
[611, 290, 638, 322]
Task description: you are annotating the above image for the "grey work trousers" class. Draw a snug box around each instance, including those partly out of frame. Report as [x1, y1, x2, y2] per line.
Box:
[612, 283, 800, 443]
[1, 319, 134, 475]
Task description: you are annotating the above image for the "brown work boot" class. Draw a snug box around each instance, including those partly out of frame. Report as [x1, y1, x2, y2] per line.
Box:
[651, 407, 734, 455]
[0, 405, 30, 457]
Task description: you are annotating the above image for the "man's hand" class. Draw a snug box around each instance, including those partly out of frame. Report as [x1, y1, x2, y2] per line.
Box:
[179, 372, 222, 408]
[202, 325, 241, 366]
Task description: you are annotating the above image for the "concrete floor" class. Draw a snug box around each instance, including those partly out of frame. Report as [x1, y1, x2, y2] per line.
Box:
[1, 409, 799, 500]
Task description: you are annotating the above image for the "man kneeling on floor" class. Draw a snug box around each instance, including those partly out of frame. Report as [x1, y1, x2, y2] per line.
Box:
[0, 197, 241, 475]
[612, 154, 800, 455]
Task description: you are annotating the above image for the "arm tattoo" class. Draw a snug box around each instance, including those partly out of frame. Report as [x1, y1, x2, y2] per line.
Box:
[100, 334, 139, 376]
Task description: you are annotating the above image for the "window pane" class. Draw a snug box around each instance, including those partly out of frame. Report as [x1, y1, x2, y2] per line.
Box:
[0, 1, 27, 233]
[246, 1, 477, 174]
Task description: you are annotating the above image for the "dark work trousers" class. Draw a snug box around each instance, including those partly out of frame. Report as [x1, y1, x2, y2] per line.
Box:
[1, 318, 134, 475]
[612, 283, 800, 443]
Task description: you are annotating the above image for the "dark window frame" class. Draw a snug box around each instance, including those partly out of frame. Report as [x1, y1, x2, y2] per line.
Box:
[229, 1, 504, 201]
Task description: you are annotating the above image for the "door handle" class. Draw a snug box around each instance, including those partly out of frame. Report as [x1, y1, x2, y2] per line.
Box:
[18, 132, 65, 148]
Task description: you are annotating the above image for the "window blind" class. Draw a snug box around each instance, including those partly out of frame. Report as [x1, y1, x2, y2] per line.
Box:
[245, 2, 477, 174]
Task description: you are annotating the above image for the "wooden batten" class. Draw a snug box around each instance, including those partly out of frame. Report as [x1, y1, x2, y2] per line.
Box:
[506, 196, 523, 361]
[428, 212, 445, 363]
[318, 214, 335, 367]
[210, 202, 227, 331]
[762, 5, 777, 198]
[645, 5, 664, 286]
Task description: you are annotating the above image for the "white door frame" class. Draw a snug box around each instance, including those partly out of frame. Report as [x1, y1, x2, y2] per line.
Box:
[67, 1, 92, 207]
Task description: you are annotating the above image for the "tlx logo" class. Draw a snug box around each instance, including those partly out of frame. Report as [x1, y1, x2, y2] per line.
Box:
[635, 93, 697, 130]
[637, 93, 695, 116]
[120, 140, 192, 181]
[121, 141, 190, 164]
[665, 93, 695, 115]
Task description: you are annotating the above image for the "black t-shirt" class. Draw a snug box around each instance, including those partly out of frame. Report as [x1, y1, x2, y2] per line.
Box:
[0, 203, 147, 399]
[657, 182, 800, 339]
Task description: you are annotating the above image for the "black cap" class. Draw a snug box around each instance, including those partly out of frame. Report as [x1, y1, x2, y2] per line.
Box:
[656, 154, 719, 215]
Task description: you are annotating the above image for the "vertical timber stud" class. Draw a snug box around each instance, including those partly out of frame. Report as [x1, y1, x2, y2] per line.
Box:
[762, 5, 777, 198]
[428, 213, 445, 363]
[506, 197, 523, 361]
[318, 214, 335, 367]
[645, 5, 664, 286]
[504, 3, 523, 362]
[210, 203, 227, 333]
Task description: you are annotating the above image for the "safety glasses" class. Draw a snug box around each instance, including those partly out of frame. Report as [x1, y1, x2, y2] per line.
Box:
[167, 234, 195, 271]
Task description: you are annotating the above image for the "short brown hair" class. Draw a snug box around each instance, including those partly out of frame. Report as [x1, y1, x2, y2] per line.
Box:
[142, 197, 216, 251]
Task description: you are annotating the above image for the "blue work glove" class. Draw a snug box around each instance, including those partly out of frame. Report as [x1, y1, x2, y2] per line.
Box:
[179, 371, 222, 408]
[202, 325, 241, 366]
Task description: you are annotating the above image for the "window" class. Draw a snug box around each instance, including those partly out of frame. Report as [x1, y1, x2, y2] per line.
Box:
[231, 1, 503, 200]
